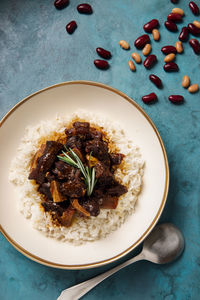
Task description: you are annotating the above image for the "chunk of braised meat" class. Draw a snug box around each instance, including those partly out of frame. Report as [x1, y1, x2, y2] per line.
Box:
[92, 188, 104, 202]
[52, 161, 78, 181]
[30, 144, 46, 173]
[92, 190, 122, 209]
[29, 141, 63, 184]
[110, 153, 125, 165]
[85, 139, 110, 165]
[65, 124, 102, 141]
[106, 183, 128, 197]
[38, 182, 52, 200]
[73, 121, 90, 138]
[59, 205, 76, 227]
[81, 199, 100, 216]
[66, 136, 82, 150]
[60, 178, 86, 198]
[65, 127, 76, 138]
[100, 196, 118, 209]
[89, 127, 102, 140]
[95, 162, 111, 178]
[41, 200, 69, 216]
[53, 161, 82, 181]
[95, 162, 114, 186]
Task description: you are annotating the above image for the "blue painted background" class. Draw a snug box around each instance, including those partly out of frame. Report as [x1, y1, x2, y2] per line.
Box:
[0, 0, 200, 299]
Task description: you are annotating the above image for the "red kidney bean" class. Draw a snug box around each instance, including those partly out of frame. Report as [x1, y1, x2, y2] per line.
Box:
[167, 13, 182, 23]
[189, 2, 199, 16]
[77, 3, 93, 14]
[161, 46, 177, 54]
[142, 93, 157, 104]
[143, 19, 159, 33]
[96, 48, 111, 59]
[179, 27, 189, 42]
[54, 0, 69, 9]
[94, 60, 109, 70]
[168, 95, 184, 104]
[189, 39, 200, 55]
[134, 34, 150, 49]
[164, 62, 179, 72]
[144, 55, 157, 69]
[66, 21, 77, 34]
[165, 20, 178, 32]
[149, 74, 162, 88]
[188, 23, 200, 36]
[171, 0, 178, 3]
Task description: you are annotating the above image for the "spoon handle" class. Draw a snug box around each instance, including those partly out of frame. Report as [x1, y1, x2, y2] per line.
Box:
[57, 253, 145, 300]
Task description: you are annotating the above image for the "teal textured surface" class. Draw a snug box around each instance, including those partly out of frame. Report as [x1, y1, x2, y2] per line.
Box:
[0, 0, 200, 299]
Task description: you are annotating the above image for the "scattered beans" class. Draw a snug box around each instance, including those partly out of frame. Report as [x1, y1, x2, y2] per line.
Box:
[179, 27, 189, 42]
[171, 0, 178, 3]
[167, 13, 182, 23]
[119, 40, 130, 50]
[189, 2, 199, 16]
[128, 60, 136, 71]
[66, 21, 77, 34]
[142, 93, 157, 104]
[161, 45, 177, 54]
[149, 74, 162, 88]
[131, 52, 141, 63]
[175, 41, 183, 53]
[143, 19, 159, 33]
[144, 55, 157, 69]
[193, 20, 200, 29]
[164, 53, 175, 62]
[168, 95, 184, 104]
[189, 38, 200, 55]
[142, 44, 151, 56]
[172, 8, 184, 16]
[96, 48, 111, 59]
[163, 62, 179, 72]
[77, 3, 93, 14]
[188, 23, 200, 36]
[152, 29, 160, 41]
[134, 34, 150, 49]
[165, 20, 178, 32]
[188, 84, 199, 93]
[54, 0, 69, 9]
[94, 60, 109, 70]
[182, 75, 190, 88]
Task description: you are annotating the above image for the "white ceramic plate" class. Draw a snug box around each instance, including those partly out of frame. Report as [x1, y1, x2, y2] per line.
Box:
[0, 81, 169, 269]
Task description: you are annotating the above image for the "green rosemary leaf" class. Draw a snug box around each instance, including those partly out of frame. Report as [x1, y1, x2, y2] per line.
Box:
[88, 152, 92, 176]
[91, 167, 96, 193]
[61, 151, 78, 166]
[57, 155, 77, 168]
[57, 148, 97, 196]
[85, 166, 91, 196]
[69, 148, 87, 178]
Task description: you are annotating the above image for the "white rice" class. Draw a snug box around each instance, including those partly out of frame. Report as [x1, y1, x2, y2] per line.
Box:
[9, 111, 144, 245]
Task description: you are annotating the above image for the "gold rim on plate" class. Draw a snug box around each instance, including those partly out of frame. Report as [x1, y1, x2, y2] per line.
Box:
[0, 80, 169, 269]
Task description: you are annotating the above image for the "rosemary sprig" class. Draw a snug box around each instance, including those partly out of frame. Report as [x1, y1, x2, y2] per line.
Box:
[57, 147, 97, 196]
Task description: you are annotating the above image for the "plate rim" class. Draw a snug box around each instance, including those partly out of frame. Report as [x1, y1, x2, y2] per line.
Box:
[0, 80, 169, 269]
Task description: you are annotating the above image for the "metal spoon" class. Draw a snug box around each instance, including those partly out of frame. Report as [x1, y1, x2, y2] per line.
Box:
[57, 223, 184, 300]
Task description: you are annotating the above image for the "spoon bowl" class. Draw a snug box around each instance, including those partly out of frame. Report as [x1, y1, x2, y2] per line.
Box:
[143, 223, 185, 264]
